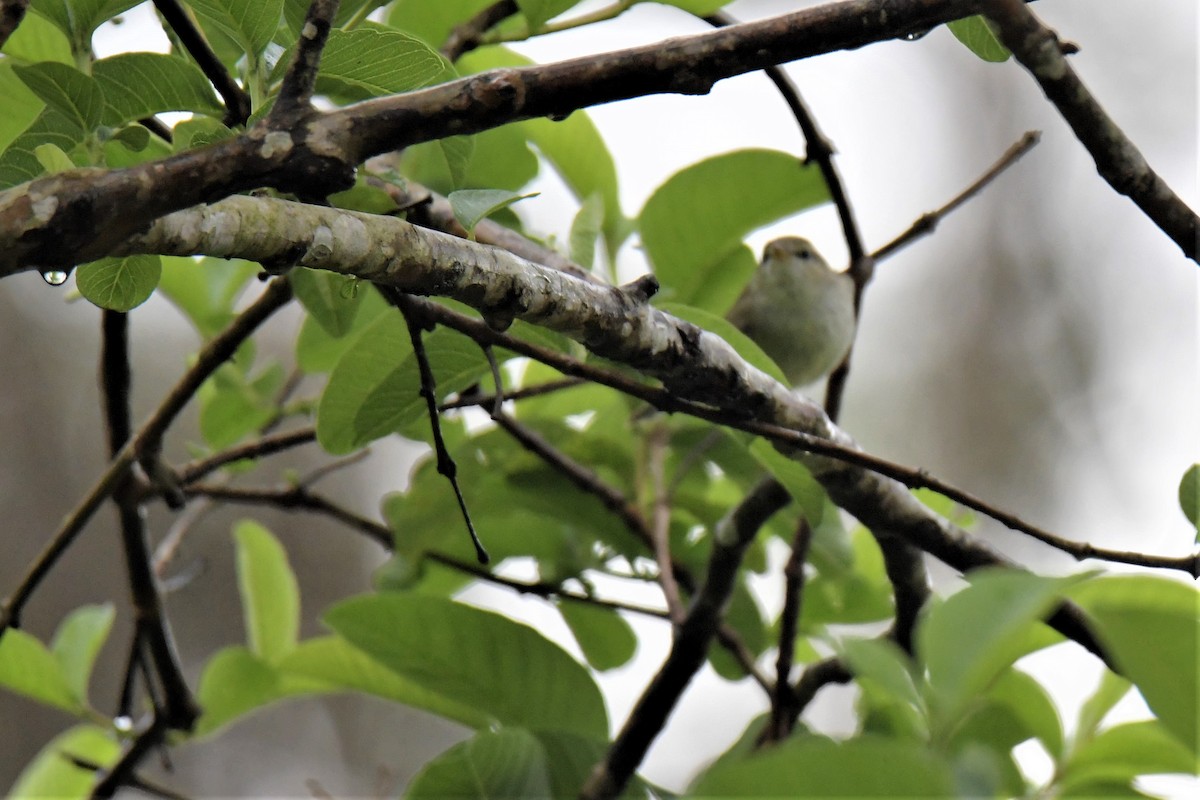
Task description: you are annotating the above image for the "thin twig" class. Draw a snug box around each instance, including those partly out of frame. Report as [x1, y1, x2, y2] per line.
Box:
[185, 483, 394, 550]
[0, 280, 292, 634]
[874, 131, 1041, 262]
[90, 715, 168, 799]
[387, 290, 489, 563]
[765, 517, 814, 744]
[63, 753, 190, 800]
[646, 424, 686, 623]
[581, 478, 792, 800]
[440, 0, 517, 61]
[411, 297, 1199, 578]
[151, 0, 251, 127]
[271, 0, 339, 123]
[982, 0, 1198, 262]
[173, 427, 317, 486]
[439, 377, 587, 411]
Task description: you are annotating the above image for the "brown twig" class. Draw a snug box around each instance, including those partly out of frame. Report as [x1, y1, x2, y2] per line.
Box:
[765, 516, 814, 744]
[646, 424, 687, 623]
[439, 377, 587, 411]
[0, 280, 292, 634]
[271, 0, 338, 123]
[152, 0, 251, 127]
[873, 130, 1041, 262]
[981, 0, 1198, 262]
[581, 477, 792, 800]
[440, 0, 517, 62]
[172, 427, 317, 486]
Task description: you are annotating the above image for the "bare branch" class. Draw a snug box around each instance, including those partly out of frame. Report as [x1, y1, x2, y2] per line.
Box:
[271, 0, 340, 122]
[982, 0, 1198, 261]
[152, 0, 251, 126]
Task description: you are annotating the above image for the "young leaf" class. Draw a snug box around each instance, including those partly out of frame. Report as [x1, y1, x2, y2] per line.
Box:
[1068, 575, 1200, 755]
[568, 192, 605, 270]
[325, 593, 609, 738]
[406, 727, 552, 799]
[1058, 720, 1196, 793]
[291, 267, 364, 338]
[558, 601, 638, 672]
[233, 520, 301, 664]
[640, 149, 829, 308]
[278, 636, 491, 729]
[75, 255, 161, 312]
[6, 724, 120, 800]
[918, 570, 1083, 725]
[0, 628, 82, 714]
[947, 16, 1011, 63]
[692, 734, 956, 796]
[448, 189, 539, 238]
[194, 646, 287, 737]
[33, 142, 75, 173]
[92, 53, 224, 126]
[1, 10, 73, 65]
[516, 0, 582, 31]
[50, 603, 116, 708]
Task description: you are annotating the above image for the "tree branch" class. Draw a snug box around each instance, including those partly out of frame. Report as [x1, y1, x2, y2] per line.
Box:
[0, 0, 29, 51]
[981, 0, 1198, 262]
[152, 0, 251, 127]
[0, 0, 1003, 276]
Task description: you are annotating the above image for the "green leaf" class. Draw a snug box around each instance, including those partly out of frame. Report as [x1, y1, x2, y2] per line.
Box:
[92, 53, 224, 126]
[6, 724, 120, 800]
[947, 16, 1011, 63]
[157, 256, 259, 337]
[296, 283, 389, 373]
[30, 0, 143, 43]
[639, 149, 829, 309]
[317, 316, 489, 454]
[314, 26, 448, 102]
[448, 189, 539, 238]
[0, 627, 81, 714]
[460, 47, 628, 256]
[233, 520, 300, 664]
[50, 604, 115, 708]
[1076, 670, 1132, 745]
[0, 9, 73, 65]
[655, 0, 735, 15]
[1060, 720, 1197, 792]
[838, 637, 924, 717]
[194, 646, 287, 736]
[691, 734, 955, 796]
[801, 526, 894, 626]
[0, 64, 46, 153]
[1068, 575, 1200, 755]
[385, 0, 498, 49]
[981, 668, 1064, 759]
[33, 142, 76, 173]
[198, 361, 281, 449]
[291, 268, 364, 337]
[406, 727, 552, 799]
[569, 192, 605, 270]
[325, 593, 608, 738]
[918, 569, 1083, 725]
[187, 0, 284, 56]
[1179, 463, 1199, 534]
[558, 601, 638, 672]
[12, 62, 103, 132]
[279, 636, 491, 729]
[399, 134, 476, 191]
[515, 0, 581, 31]
[75, 255, 161, 312]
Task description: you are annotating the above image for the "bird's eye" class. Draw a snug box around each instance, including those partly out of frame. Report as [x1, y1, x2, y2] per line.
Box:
[797, 247, 811, 259]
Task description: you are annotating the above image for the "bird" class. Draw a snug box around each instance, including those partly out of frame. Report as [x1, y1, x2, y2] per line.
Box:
[726, 236, 856, 387]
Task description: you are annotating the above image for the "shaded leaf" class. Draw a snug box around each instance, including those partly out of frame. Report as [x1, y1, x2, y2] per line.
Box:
[326, 593, 608, 738]
[50, 604, 115, 708]
[92, 53, 223, 126]
[406, 727, 552, 799]
[448, 189, 539, 237]
[947, 16, 1010, 63]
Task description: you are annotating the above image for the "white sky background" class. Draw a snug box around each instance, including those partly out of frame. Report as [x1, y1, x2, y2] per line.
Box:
[48, 0, 1200, 796]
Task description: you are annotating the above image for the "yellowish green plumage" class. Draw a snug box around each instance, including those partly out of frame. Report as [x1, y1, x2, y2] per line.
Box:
[726, 237, 856, 387]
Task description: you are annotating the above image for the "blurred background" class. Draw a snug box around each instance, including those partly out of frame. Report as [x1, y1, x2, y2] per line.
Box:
[1, 0, 1195, 796]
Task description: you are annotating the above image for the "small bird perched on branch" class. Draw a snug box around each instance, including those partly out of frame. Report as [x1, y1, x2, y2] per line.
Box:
[727, 236, 856, 387]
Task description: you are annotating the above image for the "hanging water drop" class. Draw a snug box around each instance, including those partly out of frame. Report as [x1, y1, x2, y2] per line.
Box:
[41, 269, 69, 286]
[113, 715, 133, 733]
[902, 28, 931, 41]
